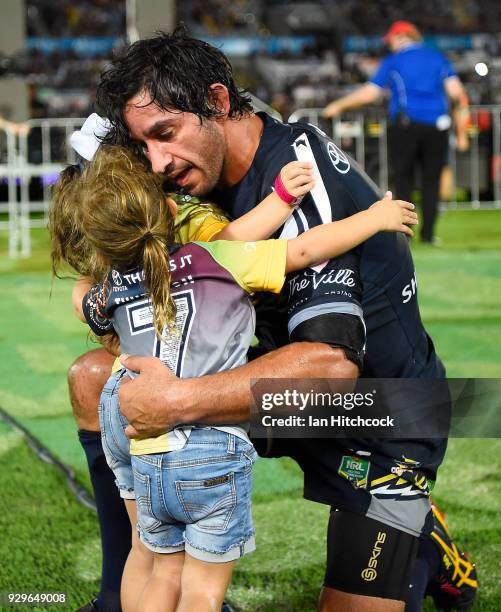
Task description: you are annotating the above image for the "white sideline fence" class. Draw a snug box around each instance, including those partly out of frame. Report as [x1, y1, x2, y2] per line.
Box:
[1, 106, 501, 258]
[288, 105, 501, 211]
[0, 117, 84, 258]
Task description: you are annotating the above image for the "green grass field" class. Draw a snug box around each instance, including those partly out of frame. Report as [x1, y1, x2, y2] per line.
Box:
[0, 209, 500, 610]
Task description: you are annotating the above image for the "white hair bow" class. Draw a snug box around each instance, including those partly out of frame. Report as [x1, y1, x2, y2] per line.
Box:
[69, 113, 111, 160]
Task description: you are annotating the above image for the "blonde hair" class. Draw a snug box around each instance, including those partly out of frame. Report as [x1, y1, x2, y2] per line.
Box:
[407, 29, 422, 42]
[49, 164, 105, 279]
[79, 146, 177, 338]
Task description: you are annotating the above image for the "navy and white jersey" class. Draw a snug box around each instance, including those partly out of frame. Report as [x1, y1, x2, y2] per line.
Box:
[213, 113, 444, 379]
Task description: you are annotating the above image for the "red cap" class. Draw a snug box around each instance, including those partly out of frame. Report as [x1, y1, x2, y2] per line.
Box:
[384, 20, 419, 43]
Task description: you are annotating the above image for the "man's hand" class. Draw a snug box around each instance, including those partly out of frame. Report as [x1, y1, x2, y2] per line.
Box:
[118, 343, 358, 440]
[0, 117, 31, 137]
[456, 132, 469, 152]
[322, 101, 343, 119]
[322, 84, 382, 119]
[118, 354, 181, 438]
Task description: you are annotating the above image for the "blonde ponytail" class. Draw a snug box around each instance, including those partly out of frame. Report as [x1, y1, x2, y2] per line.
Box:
[142, 234, 176, 338]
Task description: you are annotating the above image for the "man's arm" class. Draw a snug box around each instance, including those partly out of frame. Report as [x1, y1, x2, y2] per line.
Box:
[444, 76, 470, 152]
[322, 83, 382, 119]
[119, 342, 358, 437]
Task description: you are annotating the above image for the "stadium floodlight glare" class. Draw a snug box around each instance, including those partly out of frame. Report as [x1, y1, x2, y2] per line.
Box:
[474, 62, 489, 77]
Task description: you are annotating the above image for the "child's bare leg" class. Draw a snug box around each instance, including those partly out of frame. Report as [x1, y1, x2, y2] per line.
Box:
[136, 550, 184, 612]
[121, 499, 154, 612]
[176, 555, 235, 612]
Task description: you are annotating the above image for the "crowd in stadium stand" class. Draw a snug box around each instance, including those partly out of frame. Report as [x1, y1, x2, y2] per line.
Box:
[26, 0, 125, 37]
[180, 0, 501, 36]
[1, 0, 499, 118]
[177, 0, 264, 36]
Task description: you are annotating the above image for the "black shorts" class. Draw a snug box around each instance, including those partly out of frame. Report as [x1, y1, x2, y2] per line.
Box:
[253, 435, 436, 538]
[324, 509, 419, 600]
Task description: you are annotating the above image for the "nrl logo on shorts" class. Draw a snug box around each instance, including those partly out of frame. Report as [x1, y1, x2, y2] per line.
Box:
[112, 270, 123, 286]
[338, 455, 370, 489]
[327, 142, 350, 174]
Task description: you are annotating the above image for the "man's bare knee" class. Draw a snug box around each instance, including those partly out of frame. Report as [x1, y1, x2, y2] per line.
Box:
[319, 587, 404, 612]
[68, 348, 115, 431]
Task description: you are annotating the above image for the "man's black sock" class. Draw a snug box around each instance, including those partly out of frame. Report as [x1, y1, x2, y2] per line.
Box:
[78, 429, 131, 612]
[405, 535, 441, 612]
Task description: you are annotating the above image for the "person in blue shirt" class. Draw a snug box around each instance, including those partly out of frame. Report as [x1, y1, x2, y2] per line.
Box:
[323, 20, 470, 244]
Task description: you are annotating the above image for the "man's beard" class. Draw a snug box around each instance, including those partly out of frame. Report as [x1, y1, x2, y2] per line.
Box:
[162, 125, 225, 197]
[194, 122, 226, 196]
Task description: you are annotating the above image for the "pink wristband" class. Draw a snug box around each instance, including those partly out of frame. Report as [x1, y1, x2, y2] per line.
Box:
[274, 173, 298, 206]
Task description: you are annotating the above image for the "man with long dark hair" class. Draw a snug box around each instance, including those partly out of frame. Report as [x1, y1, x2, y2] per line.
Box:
[73, 28, 477, 611]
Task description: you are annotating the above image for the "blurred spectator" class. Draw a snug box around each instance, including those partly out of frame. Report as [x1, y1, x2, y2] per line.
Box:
[0, 114, 30, 137]
[323, 20, 470, 244]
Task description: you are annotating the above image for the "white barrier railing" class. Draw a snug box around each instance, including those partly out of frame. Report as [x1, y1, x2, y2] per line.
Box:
[1, 106, 500, 258]
[288, 105, 501, 210]
[0, 117, 85, 258]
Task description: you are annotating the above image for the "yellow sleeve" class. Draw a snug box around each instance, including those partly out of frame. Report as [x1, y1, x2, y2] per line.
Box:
[172, 197, 229, 244]
[192, 218, 228, 242]
[195, 239, 288, 294]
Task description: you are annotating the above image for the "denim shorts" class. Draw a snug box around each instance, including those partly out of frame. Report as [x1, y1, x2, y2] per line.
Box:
[131, 428, 257, 562]
[98, 371, 135, 500]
